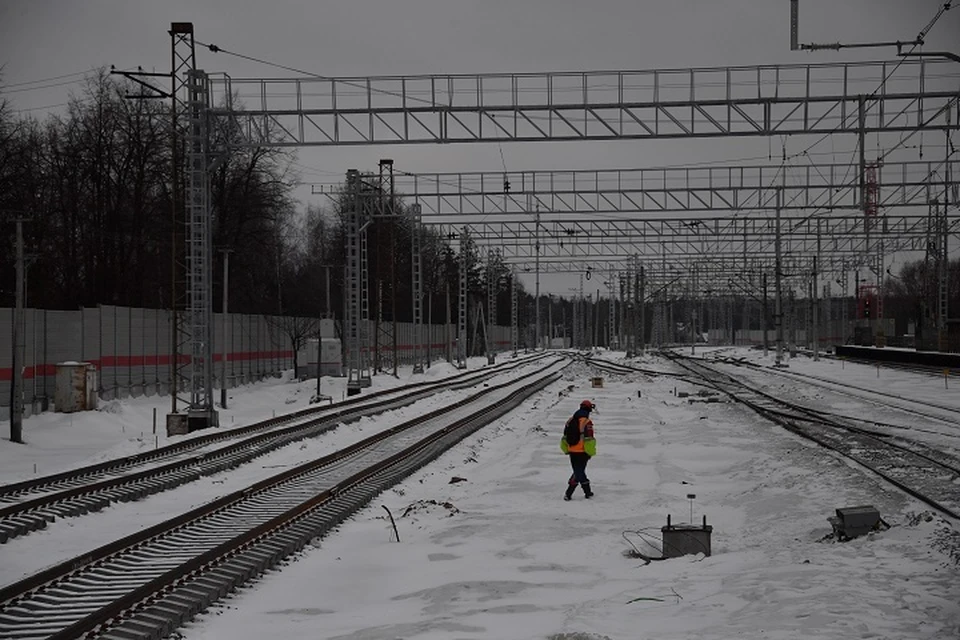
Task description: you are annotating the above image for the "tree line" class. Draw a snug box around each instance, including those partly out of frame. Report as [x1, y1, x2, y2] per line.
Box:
[0, 70, 532, 354]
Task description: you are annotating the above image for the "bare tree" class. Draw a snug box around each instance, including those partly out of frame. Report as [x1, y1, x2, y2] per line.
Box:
[265, 314, 320, 375]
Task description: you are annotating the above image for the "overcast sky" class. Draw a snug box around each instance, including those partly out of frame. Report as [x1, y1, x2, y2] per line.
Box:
[2, 0, 958, 293]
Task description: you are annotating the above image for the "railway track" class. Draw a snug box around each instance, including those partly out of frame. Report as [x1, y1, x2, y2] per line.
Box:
[0, 354, 547, 545]
[705, 353, 960, 424]
[821, 351, 958, 379]
[0, 358, 566, 640]
[581, 355, 689, 380]
[663, 352, 960, 521]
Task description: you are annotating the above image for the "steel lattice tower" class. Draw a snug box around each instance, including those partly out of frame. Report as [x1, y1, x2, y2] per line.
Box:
[411, 204, 425, 373]
[486, 249, 498, 362]
[184, 68, 217, 425]
[345, 170, 372, 393]
[457, 228, 469, 368]
[510, 269, 518, 355]
[167, 23, 218, 429]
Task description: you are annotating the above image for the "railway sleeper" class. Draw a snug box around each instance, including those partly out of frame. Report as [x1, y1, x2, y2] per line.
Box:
[105, 615, 169, 640]
[0, 621, 75, 639]
[99, 625, 155, 640]
[192, 571, 239, 598]
[46, 583, 136, 598]
[0, 517, 42, 543]
[164, 584, 217, 610]
[150, 593, 204, 619]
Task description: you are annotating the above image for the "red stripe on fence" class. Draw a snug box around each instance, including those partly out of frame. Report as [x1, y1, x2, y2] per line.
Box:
[0, 341, 523, 381]
[0, 350, 296, 381]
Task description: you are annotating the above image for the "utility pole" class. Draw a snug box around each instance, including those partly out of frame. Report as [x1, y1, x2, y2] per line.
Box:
[10, 216, 27, 443]
[638, 265, 646, 354]
[762, 273, 769, 356]
[775, 189, 785, 367]
[219, 249, 232, 409]
[812, 255, 820, 361]
[445, 281, 452, 362]
[547, 295, 553, 349]
[940, 111, 951, 351]
[510, 270, 518, 355]
[534, 200, 541, 350]
[317, 263, 332, 399]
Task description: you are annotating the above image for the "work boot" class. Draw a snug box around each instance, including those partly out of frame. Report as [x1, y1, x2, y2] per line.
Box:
[582, 482, 593, 499]
[564, 485, 576, 501]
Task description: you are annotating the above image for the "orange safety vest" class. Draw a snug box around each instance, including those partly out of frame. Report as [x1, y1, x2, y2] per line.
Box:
[566, 416, 593, 453]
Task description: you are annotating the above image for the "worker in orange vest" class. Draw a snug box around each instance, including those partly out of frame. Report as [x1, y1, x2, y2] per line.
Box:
[560, 399, 597, 500]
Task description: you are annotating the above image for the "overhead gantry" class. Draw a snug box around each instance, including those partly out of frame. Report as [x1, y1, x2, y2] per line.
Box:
[149, 22, 958, 400]
[208, 60, 959, 146]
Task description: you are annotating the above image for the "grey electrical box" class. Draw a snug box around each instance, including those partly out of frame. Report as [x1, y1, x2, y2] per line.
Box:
[828, 505, 881, 541]
[661, 515, 713, 558]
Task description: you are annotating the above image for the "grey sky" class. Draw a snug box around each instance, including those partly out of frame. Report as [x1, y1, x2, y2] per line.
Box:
[2, 0, 958, 294]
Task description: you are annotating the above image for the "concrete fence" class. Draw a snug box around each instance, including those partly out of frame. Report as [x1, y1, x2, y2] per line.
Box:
[1, 306, 516, 421]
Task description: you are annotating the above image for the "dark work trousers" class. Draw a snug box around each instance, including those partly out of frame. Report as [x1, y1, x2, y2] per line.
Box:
[567, 452, 591, 490]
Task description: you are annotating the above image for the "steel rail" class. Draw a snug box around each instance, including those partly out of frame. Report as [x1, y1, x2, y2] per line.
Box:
[0, 360, 566, 640]
[705, 354, 960, 427]
[664, 352, 960, 520]
[0, 354, 532, 502]
[0, 354, 548, 544]
[0, 353, 545, 501]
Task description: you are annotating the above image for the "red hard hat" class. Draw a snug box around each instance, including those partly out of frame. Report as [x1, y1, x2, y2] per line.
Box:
[580, 399, 595, 409]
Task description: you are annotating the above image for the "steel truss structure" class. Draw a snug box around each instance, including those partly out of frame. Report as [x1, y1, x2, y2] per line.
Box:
[382, 160, 958, 218]
[510, 253, 876, 280]
[161, 19, 958, 378]
[439, 212, 960, 259]
[165, 24, 220, 429]
[343, 170, 372, 392]
[208, 60, 959, 146]
[183, 68, 218, 425]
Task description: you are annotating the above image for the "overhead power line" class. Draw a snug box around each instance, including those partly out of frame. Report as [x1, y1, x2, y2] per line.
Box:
[0, 68, 97, 89]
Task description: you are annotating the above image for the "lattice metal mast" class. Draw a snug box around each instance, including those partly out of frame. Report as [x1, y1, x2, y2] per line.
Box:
[410, 204, 425, 374]
[183, 68, 217, 424]
[344, 170, 373, 393]
[169, 24, 196, 417]
[457, 228, 469, 368]
[486, 249, 498, 361]
[510, 268, 518, 355]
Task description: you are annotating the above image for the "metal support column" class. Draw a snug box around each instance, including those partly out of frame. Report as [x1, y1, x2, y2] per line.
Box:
[220, 249, 232, 408]
[607, 275, 616, 351]
[638, 264, 646, 354]
[411, 204, 424, 373]
[183, 68, 217, 428]
[534, 200, 541, 350]
[10, 217, 25, 443]
[345, 170, 372, 394]
[812, 255, 819, 361]
[940, 112, 952, 351]
[775, 189, 786, 367]
[457, 228, 468, 368]
[486, 249, 497, 363]
[511, 269, 518, 355]
[624, 270, 633, 355]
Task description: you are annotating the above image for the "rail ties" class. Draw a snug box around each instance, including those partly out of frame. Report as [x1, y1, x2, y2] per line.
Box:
[668, 352, 960, 521]
[0, 359, 565, 640]
[0, 355, 548, 546]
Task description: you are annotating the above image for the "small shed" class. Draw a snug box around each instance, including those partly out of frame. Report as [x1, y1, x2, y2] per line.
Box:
[54, 362, 98, 413]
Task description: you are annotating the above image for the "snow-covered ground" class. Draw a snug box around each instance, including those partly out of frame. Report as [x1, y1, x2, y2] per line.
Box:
[0, 356, 543, 587]
[174, 348, 959, 640]
[0, 357, 490, 485]
[4, 349, 960, 639]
